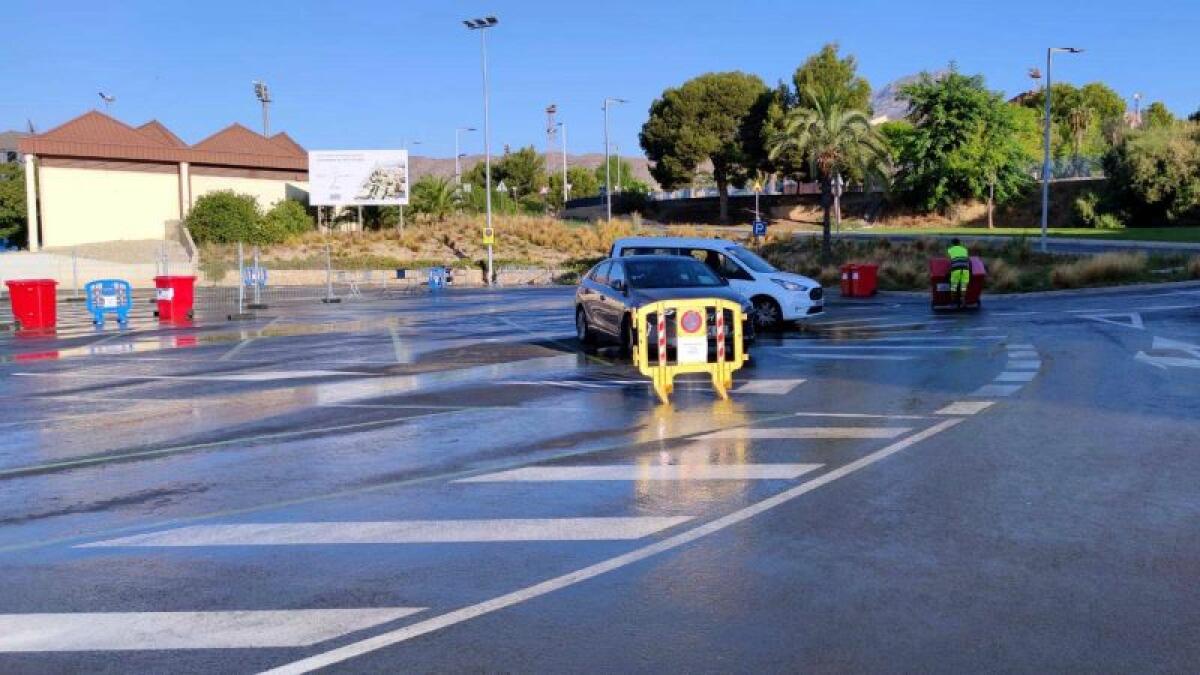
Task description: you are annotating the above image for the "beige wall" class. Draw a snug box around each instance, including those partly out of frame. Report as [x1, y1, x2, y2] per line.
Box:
[190, 175, 309, 211]
[38, 166, 180, 248]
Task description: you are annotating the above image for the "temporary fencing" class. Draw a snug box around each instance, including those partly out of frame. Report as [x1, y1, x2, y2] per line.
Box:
[632, 298, 749, 404]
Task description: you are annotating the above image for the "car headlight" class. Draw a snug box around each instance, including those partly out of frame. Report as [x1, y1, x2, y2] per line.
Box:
[772, 278, 805, 292]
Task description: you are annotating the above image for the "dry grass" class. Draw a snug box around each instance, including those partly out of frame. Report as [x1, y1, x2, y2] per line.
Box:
[1189, 256, 1200, 279]
[1050, 252, 1149, 288]
[987, 259, 1021, 292]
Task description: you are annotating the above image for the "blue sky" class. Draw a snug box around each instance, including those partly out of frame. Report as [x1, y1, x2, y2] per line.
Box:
[4, 0, 1197, 158]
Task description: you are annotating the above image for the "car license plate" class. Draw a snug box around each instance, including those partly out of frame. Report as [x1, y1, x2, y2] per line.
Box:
[677, 335, 707, 364]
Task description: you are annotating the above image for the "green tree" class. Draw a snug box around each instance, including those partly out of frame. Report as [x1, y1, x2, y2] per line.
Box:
[0, 163, 26, 244]
[640, 71, 770, 222]
[792, 43, 872, 112]
[1102, 124, 1200, 225]
[410, 175, 459, 221]
[768, 87, 889, 257]
[186, 191, 271, 244]
[548, 165, 601, 207]
[262, 199, 313, 239]
[894, 69, 1031, 216]
[493, 146, 547, 199]
[1189, 108, 1200, 123]
[1143, 101, 1176, 129]
[594, 156, 647, 194]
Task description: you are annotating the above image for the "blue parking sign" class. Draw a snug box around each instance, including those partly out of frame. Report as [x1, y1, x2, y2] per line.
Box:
[752, 219, 767, 237]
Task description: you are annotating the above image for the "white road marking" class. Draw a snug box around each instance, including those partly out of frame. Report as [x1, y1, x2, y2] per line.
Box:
[264, 419, 964, 674]
[0, 608, 423, 652]
[1007, 351, 1038, 360]
[701, 427, 910, 440]
[781, 353, 914, 361]
[994, 371, 1037, 382]
[735, 379, 806, 395]
[1007, 360, 1042, 370]
[13, 370, 362, 382]
[80, 517, 693, 548]
[936, 401, 994, 415]
[992, 311, 1040, 316]
[457, 464, 822, 483]
[972, 384, 1023, 397]
[1134, 352, 1200, 369]
[1008, 343, 1035, 349]
[1081, 312, 1144, 330]
[792, 412, 927, 420]
[388, 325, 411, 363]
[774, 344, 972, 350]
[1153, 335, 1200, 355]
[219, 337, 255, 362]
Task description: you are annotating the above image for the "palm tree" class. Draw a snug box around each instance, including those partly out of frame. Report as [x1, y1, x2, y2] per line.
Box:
[410, 176, 459, 222]
[769, 87, 889, 258]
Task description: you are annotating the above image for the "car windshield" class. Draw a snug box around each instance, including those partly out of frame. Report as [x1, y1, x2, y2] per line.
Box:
[727, 245, 777, 273]
[625, 259, 727, 289]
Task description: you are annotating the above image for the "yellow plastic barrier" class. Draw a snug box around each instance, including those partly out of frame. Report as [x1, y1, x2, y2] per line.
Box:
[632, 298, 748, 405]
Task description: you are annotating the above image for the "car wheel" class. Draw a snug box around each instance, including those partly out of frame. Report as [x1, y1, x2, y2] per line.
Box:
[752, 296, 783, 330]
[618, 316, 635, 356]
[576, 307, 596, 348]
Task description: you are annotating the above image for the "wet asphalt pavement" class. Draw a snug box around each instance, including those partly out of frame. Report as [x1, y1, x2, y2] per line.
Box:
[0, 282, 1198, 673]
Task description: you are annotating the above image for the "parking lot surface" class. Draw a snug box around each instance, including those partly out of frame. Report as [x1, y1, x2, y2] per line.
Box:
[1, 284, 1198, 672]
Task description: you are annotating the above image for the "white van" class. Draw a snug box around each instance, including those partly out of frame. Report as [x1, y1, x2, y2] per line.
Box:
[610, 237, 824, 326]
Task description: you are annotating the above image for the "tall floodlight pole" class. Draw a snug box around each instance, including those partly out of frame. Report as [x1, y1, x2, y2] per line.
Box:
[465, 16, 499, 285]
[253, 81, 272, 136]
[400, 139, 421, 233]
[557, 122, 568, 205]
[602, 97, 627, 223]
[454, 127, 476, 185]
[1040, 47, 1083, 253]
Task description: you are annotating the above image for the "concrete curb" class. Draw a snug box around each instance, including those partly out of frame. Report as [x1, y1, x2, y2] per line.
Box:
[823, 278, 1200, 301]
[840, 231, 1200, 253]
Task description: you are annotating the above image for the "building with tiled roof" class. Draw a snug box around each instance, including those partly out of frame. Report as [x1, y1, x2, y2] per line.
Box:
[17, 111, 308, 250]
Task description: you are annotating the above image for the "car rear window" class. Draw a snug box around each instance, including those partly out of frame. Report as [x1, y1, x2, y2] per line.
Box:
[626, 259, 726, 289]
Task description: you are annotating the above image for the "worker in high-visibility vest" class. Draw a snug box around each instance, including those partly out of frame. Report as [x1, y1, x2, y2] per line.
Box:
[947, 238, 971, 304]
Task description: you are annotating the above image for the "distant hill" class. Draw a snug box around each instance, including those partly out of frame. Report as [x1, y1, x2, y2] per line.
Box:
[870, 70, 948, 123]
[410, 152, 659, 189]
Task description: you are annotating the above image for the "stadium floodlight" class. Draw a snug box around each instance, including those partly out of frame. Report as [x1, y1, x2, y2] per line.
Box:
[252, 80, 272, 136]
[463, 15, 499, 285]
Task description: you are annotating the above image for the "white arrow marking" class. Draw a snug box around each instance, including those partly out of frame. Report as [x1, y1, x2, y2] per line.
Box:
[1082, 313, 1144, 330]
[1152, 336, 1200, 355]
[1135, 352, 1200, 370]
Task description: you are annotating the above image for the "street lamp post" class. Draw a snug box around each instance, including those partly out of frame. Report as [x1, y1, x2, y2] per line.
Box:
[454, 127, 476, 185]
[464, 16, 499, 286]
[611, 144, 622, 194]
[557, 122, 568, 206]
[602, 97, 626, 223]
[1040, 46, 1083, 253]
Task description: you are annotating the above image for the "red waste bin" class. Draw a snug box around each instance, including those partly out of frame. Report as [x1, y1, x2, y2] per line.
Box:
[6, 279, 58, 330]
[840, 264, 856, 296]
[853, 264, 878, 297]
[930, 257, 987, 309]
[154, 275, 196, 322]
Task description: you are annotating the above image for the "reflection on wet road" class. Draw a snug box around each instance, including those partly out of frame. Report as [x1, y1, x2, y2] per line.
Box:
[1, 284, 1198, 672]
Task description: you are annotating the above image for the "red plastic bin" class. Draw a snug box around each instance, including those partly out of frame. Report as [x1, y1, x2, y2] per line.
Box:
[154, 275, 196, 322]
[840, 264, 856, 296]
[852, 264, 878, 297]
[5, 279, 58, 330]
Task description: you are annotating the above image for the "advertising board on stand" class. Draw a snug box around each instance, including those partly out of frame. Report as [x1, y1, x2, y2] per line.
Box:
[308, 150, 410, 206]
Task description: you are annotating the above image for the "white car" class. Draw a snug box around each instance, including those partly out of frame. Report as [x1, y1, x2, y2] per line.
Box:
[610, 237, 824, 327]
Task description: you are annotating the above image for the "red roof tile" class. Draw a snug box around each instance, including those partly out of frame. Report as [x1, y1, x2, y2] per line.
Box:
[18, 111, 306, 171]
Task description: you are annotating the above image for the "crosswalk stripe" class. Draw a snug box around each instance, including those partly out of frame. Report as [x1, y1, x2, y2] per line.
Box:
[1006, 360, 1042, 370]
[995, 371, 1037, 382]
[700, 427, 909, 440]
[0, 608, 423, 652]
[457, 464, 822, 482]
[735, 379, 805, 395]
[14, 370, 361, 382]
[774, 345, 970, 350]
[936, 401, 994, 415]
[972, 384, 1022, 397]
[79, 518, 693, 547]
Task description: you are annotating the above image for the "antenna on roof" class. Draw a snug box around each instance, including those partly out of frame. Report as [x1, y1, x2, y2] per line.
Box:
[252, 80, 272, 136]
[98, 92, 116, 112]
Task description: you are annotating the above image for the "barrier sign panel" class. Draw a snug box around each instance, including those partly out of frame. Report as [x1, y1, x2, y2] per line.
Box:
[309, 150, 410, 206]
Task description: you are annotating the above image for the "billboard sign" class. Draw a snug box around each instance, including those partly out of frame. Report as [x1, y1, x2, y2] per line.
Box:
[308, 150, 409, 206]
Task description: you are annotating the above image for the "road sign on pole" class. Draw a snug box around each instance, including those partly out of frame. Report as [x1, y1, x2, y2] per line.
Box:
[752, 219, 767, 238]
[482, 226, 495, 246]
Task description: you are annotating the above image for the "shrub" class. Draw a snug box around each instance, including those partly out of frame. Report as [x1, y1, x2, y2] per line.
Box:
[187, 191, 265, 244]
[1102, 125, 1200, 226]
[263, 199, 313, 239]
[1188, 256, 1200, 279]
[1073, 190, 1125, 229]
[1051, 252, 1147, 288]
[987, 258, 1021, 291]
